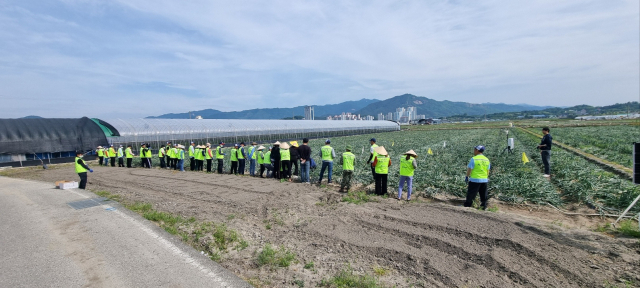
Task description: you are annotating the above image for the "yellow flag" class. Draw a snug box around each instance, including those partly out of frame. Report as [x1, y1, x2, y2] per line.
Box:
[392, 141, 394, 146]
[522, 152, 529, 164]
[428, 148, 433, 155]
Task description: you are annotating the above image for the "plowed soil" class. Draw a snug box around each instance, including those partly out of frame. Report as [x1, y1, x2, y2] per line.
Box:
[4, 164, 640, 287]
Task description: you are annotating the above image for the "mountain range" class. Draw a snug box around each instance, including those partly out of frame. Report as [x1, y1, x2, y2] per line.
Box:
[148, 94, 551, 119]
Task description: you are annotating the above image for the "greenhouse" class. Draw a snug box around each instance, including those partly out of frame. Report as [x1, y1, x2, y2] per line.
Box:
[103, 119, 400, 150]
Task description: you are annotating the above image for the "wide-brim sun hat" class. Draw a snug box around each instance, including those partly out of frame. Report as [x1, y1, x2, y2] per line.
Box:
[97, 146, 103, 149]
[374, 146, 388, 156]
[206, 143, 211, 146]
[280, 142, 290, 149]
[403, 150, 418, 157]
[252, 142, 258, 145]
[273, 141, 281, 146]
[290, 141, 299, 147]
[346, 145, 353, 150]
[257, 145, 265, 151]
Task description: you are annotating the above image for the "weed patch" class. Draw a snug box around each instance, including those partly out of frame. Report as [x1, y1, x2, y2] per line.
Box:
[342, 191, 375, 205]
[320, 265, 384, 288]
[256, 243, 297, 268]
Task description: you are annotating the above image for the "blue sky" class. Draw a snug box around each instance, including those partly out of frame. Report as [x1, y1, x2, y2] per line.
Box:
[0, 0, 638, 118]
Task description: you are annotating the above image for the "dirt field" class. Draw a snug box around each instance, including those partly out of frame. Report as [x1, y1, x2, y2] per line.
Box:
[4, 164, 640, 287]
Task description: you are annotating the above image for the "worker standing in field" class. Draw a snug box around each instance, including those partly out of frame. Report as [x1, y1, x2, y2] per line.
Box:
[171, 144, 179, 170]
[158, 145, 166, 168]
[109, 145, 116, 167]
[177, 145, 185, 172]
[537, 127, 552, 177]
[290, 141, 300, 177]
[194, 145, 203, 171]
[216, 141, 225, 174]
[339, 145, 356, 193]
[298, 138, 312, 184]
[248, 142, 258, 176]
[139, 144, 146, 168]
[144, 143, 152, 168]
[103, 147, 110, 166]
[256, 145, 265, 177]
[205, 143, 213, 173]
[280, 142, 291, 181]
[125, 145, 134, 168]
[189, 142, 196, 171]
[464, 145, 491, 210]
[96, 146, 104, 165]
[117, 145, 124, 167]
[264, 147, 273, 178]
[75, 151, 93, 189]
[367, 138, 379, 180]
[398, 150, 418, 201]
[230, 144, 239, 174]
[165, 142, 172, 169]
[238, 142, 247, 175]
[271, 142, 281, 179]
[318, 139, 336, 184]
[373, 146, 390, 196]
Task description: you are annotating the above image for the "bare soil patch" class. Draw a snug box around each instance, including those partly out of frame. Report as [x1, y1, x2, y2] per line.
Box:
[4, 164, 640, 287]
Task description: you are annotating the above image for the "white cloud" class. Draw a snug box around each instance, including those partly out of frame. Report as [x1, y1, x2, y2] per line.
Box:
[0, 0, 637, 118]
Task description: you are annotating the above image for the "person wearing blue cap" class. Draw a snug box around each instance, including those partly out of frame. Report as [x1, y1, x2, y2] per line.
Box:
[318, 139, 336, 184]
[464, 145, 491, 210]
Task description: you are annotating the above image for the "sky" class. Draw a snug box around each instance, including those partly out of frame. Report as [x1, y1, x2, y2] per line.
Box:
[0, 0, 638, 118]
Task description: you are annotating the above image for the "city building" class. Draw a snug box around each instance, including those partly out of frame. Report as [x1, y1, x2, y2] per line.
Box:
[304, 106, 315, 120]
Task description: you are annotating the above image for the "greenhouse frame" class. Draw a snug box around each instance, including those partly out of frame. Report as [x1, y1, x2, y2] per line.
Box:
[103, 119, 400, 150]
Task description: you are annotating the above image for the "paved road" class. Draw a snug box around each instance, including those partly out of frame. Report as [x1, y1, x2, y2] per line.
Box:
[0, 176, 250, 288]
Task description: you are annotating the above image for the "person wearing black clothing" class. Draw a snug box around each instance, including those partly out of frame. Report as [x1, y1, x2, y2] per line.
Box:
[75, 151, 93, 189]
[537, 127, 552, 177]
[271, 142, 281, 179]
[290, 144, 300, 176]
[298, 138, 312, 183]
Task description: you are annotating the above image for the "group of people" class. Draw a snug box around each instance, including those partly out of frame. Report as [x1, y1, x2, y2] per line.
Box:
[78, 126, 558, 210]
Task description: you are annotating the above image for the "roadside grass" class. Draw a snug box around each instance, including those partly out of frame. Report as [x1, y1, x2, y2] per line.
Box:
[304, 262, 315, 269]
[595, 220, 640, 238]
[94, 190, 248, 262]
[342, 191, 376, 205]
[256, 243, 297, 268]
[372, 265, 390, 277]
[320, 265, 385, 288]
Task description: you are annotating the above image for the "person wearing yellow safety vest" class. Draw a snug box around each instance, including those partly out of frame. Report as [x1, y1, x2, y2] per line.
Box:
[238, 142, 247, 175]
[339, 145, 356, 193]
[117, 145, 125, 167]
[108, 145, 117, 167]
[280, 142, 291, 181]
[398, 150, 418, 201]
[248, 142, 258, 176]
[256, 145, 266, 177]
[189, 142, 196, 171]
[229, 144, 240, 174]
[464, 145, 491, 210]
[96, 146, 104, 165]
[216, 141, 225, 174]
[158, 145, 166, 168]
[125, 145, 134, 168]
[164, 142, 172, 169]
[366, 138, 378, 179]
[205, 143, 213, 173]
[139, 144, 146, 168]
[75, 151, 93, 189]
[145, 143, 153, 168]
[263, 146, 273, 178]
[177, 144, 186, 171]
[317, 139, 336, 184]
[170, 145, 179, 170]
[103, 147, 110, 166]
[196, 145, 205, 171]
[373, 146, 391, 196]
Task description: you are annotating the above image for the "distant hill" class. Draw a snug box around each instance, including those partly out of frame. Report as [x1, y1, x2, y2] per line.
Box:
[355, 94, 551, 118]
[450, 101, 640, 120]
[21, 115, 43, 119]
[147, 99, 379, 119]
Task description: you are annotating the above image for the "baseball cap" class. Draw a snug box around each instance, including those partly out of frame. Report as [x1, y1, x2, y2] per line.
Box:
[370, 138, 376, 142]
[474, 145, 485, 152]
[325, 139, 331, 144]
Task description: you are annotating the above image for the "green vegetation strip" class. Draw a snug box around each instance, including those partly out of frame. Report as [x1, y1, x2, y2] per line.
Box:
[517, 127, 633, 178]
[319, 266, 385, 288]
[94, 190, 248, 262]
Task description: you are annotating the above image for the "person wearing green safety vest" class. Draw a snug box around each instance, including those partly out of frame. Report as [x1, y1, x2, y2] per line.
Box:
[464, 145, 491, 210]
[216, 142, 225, 174]
[339, 145, 356, 193]
[230, 144, 239, 174]
[171, 145, 179, 170]
[164, 142, 172, 169]
[158, 145, 166, 168]
[196, 145, 205, 171]
[139, 144, 146, 168]
[318, 139, 336, 184]
[177, 145, 186, 172]
[96, 146, 104, 165]
[117, 145, 125, 167]
[373, 146, 391, 196]
[263, 147, 273, 178]
[248, 142, 258, 176]
[108, 145, 117, 167]
[367, 138, 378, 179]
[205, 143, 213, 173]
[279, 142, 291, 181]
[75, 151, 93, 189]
[398, 150, 418, 201]
[256, 145, 266, 177]
[144, 144, 152, 168]
[125, 145, 134, 168]
[238, 142, 247, 175]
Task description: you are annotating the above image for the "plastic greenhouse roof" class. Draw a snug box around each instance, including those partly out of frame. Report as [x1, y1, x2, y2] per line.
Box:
[102, 119, 399, 143]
